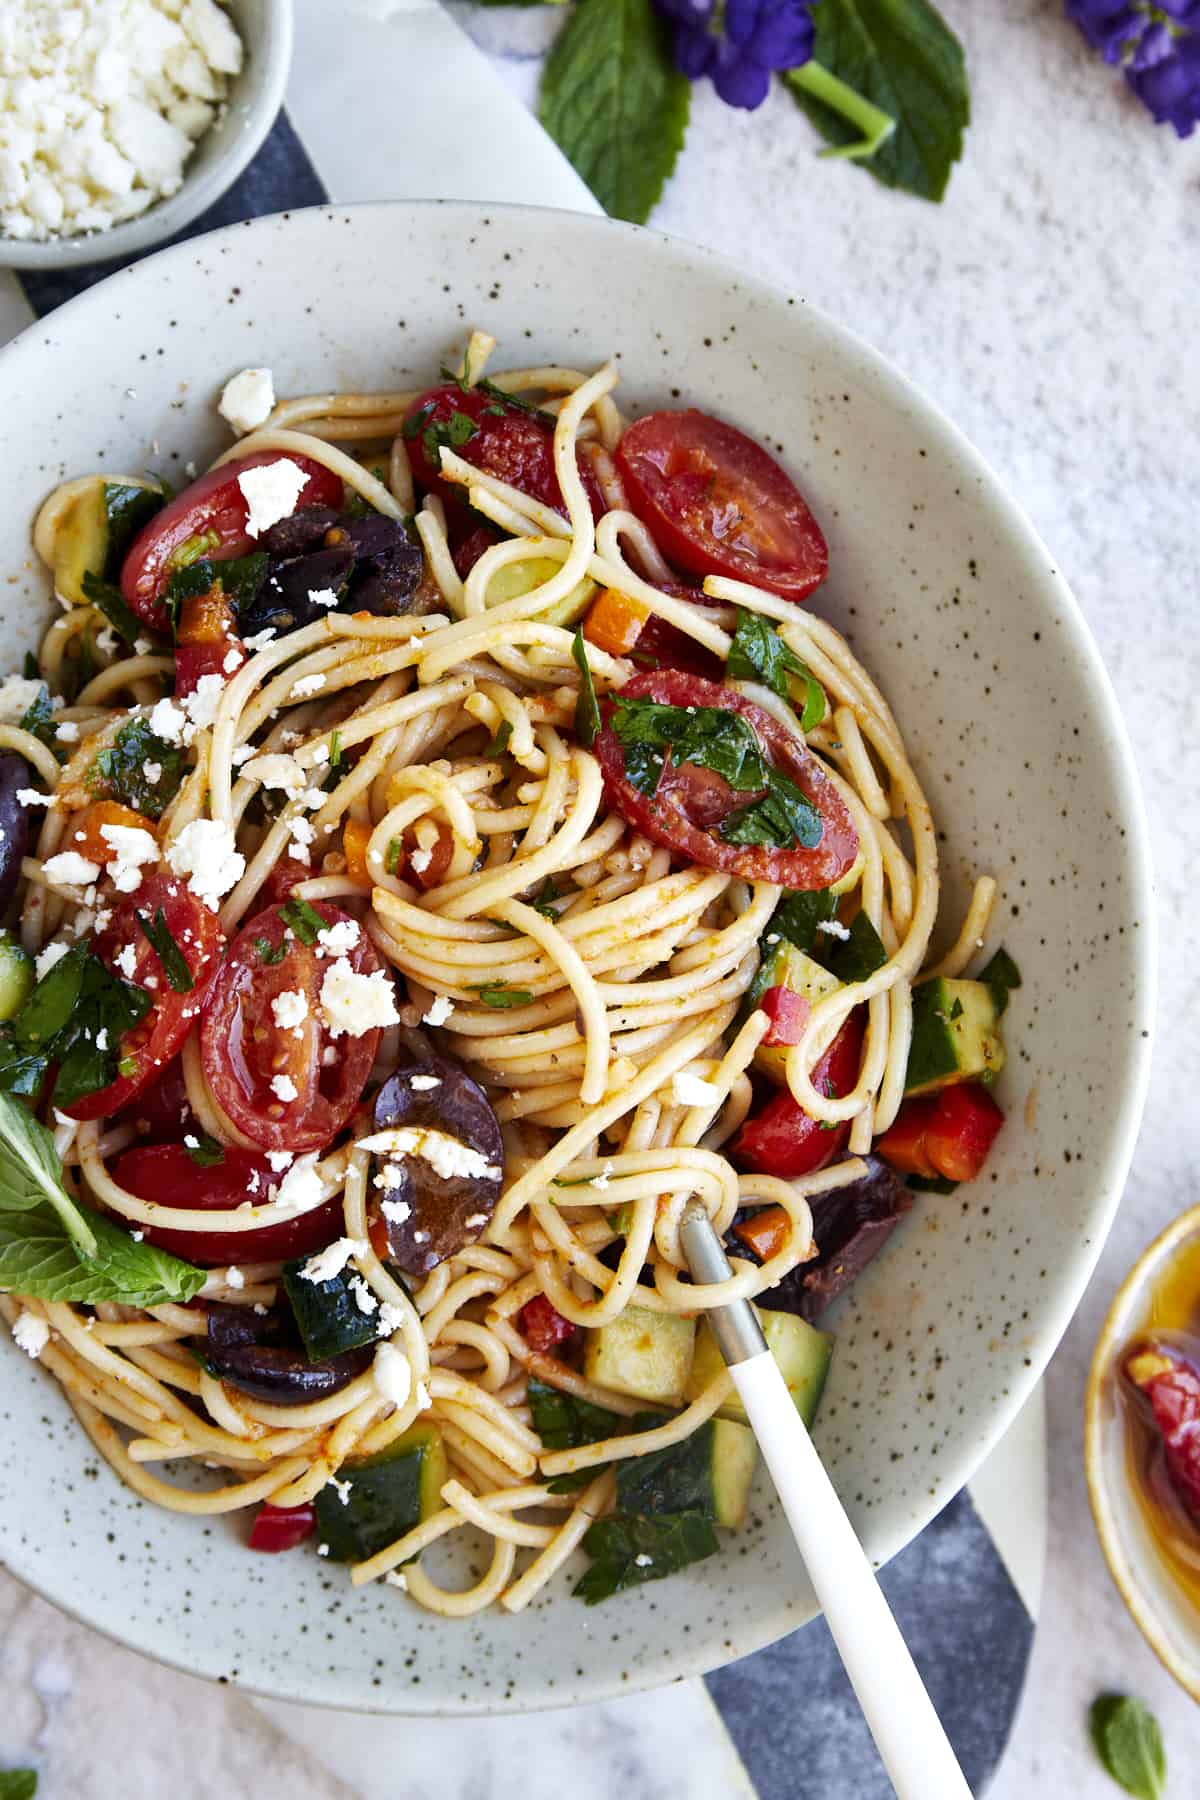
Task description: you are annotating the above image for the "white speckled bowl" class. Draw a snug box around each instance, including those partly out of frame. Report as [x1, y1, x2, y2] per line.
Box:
[0, 0, 292, 271]
[0, 202, 1154, 1712]
[1086, 1207, 1200, 1699]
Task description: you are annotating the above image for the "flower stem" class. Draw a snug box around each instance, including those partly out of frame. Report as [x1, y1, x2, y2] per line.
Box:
[785, 62, 896, 162]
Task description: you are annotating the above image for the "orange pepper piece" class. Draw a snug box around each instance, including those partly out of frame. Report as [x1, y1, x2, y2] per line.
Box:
[730, 1205, 791, 1262]
[583, 588, 651, 657]
[68, 801, 157, 867]
[342, 817, 372, 885]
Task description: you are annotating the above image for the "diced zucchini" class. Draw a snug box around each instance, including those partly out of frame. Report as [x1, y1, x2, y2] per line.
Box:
[314, 1421, 446, 1563]
[616, 1416, 757, 1530]
[0, 935, 34, 1023]
[484, 556, 596, 628]
[584, 1304, 695, 1407]
[53, 484, 109, 606]
[905, 977, 1005, 1095]
[282, 1257, 379, 1362]
[753, 944, 841, 1085]
[686, 1310, 833, 1429]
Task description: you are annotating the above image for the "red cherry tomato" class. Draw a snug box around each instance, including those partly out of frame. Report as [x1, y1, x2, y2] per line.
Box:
[452, 526, 500, 580]
[616, 410, 828, 600]
[402, 384, 604, 519]
[760, 986, 811, 1047]
[871, 1095, 938, 1179]
[175, 585, 245, 699]
[200, 901, 386, 1153]
[1127, 1348, 1200, 1519]
[519, 1294, 578, 1356]
[248, 1501, 316, 1553]
[111, 1142, 344, 1265]
[593, 671, 858, 889]
[875, 1082, 1004, 1185]
[120, 452, 343, 631]
[732, 1012, 865, 1178]
[117, 1057, 196, 1141]
[259, 856, 315, 908]
[61, 874, 225, 1121]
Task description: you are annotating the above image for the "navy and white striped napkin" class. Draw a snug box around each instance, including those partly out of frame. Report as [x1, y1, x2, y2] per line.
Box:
[0, 5, 1041, 1790]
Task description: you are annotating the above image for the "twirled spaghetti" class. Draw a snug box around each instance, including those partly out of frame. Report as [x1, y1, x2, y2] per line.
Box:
[0, 331, 1012, 1618]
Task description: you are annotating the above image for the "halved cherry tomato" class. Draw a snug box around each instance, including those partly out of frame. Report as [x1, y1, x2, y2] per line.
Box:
[111, 1143, 343, 1266]
[875, 1083, 1004, 1185]
[452, 526, 500, 580]
[628, 613, 726, 682]
[731, 1011, 865, 1178]
[120, 452, 343, 631]
[594, 670, 858, 889]
[520, 1294, 578, 1355]
[402, 385, 604, 519]
[175, 584, 245, 698]
[248, 1501, 317, 1553]
[61, 874, 225, 1120]
[760, 986, 811, 1047]
[616, 410, 828, 600]
[200, 900, 386, 1153]
[117, 1056, 196, 1141]
[259, 856, 313, 907]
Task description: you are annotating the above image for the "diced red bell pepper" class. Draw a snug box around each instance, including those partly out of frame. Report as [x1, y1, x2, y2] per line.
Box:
[760, 986, 811, 1048]
[1126, 1346, 1200, 1518]
[732, 1010, 865, 1178]
[876, 1081, 1004, 1184]
[519, 1294, 578, 1355]
[248, 1502, 315, 1553]
[175, 586, 245, 698]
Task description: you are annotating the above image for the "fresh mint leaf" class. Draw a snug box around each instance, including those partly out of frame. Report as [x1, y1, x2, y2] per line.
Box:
[727, 609, 827, 729]
[135, 907, 193, 994]
[0, 1088, 98, 1258]
[91, 716, 185, 819]
[48, 958, 152, 1112]
[980, 946, 1021, 1017]
[721, 770, 823, 850]
[572, 629, 601, 748]
[539, 0, 690, 225]
[80, 570, 147, 648]
[0, 1769, 38, 1800]
[103, 483, 164, 574]
[1089, 1694, 1166, 1800]
[0, 1202, 204, 1306]
[786, 0, 969, 203]
[574, 1508, 718, 1604]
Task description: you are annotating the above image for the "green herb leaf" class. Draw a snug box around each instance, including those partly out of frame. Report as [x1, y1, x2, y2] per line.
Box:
[328, 731, 343, 776]
[169, 528, 221, 572]
[773, 889, 840, 953]
[17, 685, 66, 762]
[821, 911, 888, 983]
[785, 0, 969, 204]
[486, 719, 513, 758]
[720, 769, 823, 850]
[280, 897, 327, 946]
[1, 944, 152, 1112]
[135, 907, 193, 994]
[385, 838, 403, 877]
[727, 609, 827, 729]
[417, 409, 479, 471]
[0, 1768, 38, 1800]
[218, 551, 269, 613]
[254, 936, 286, 966]
[91, 715, 185, 820]
[80, 570, 148, 648]
[1089, 1694, 1166, 1800]
[571, 629, 602, 748]
[0, 1201, 204, 1307]
[539, 0, 690, 225]
[530, 877, 563, 919]
[528, 1376, 623, 1451]
[184, 1134, 225, 1168]
[473, 983, 535, 1010]
[103, 483, 164, 574]
[979, 946, 1021, 1017]
[574, 1508, 718, 1604]
[0, 1088, 98, 1258]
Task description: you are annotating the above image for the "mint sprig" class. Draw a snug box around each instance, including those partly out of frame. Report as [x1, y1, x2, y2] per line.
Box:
[1089, 1694, 1166, 1800]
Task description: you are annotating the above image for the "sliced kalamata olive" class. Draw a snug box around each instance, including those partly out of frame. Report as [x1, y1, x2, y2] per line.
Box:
[204, 1301, 372, 1405]
[240, 545, 354, 637]
[340, 516, 410, 559]
[261, 505, 342, 558]
[754, 1156, 911, 1321]
[370, 1052, 504, 1277]
[352, 544, 425, 616]
[0, 753, 31, 914]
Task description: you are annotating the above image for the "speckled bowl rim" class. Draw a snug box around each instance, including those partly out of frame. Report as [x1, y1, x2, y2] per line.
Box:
[1085, 1204, 1200, 1702]
[0, 200, 1157, 1712]
[0, 0, 293, 271]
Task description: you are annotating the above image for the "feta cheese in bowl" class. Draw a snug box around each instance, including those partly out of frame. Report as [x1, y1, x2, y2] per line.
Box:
[0, 0, 292, 269]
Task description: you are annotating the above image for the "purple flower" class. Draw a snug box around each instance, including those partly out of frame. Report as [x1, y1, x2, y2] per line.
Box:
[1067, 0, 1200, 135]
[655, 0, 816, 111]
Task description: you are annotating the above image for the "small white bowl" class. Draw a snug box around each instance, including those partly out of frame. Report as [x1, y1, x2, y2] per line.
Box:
[0, 0, 293, 272]
[1086, 1205, 1200, 1700]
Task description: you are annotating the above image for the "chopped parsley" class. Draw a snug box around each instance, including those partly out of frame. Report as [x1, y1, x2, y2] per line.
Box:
[90, 716, 185, 820]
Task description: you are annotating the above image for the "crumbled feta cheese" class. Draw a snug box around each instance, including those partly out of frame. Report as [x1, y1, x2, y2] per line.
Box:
[422, 994, 454, 1028]
[308, 587, 339, 608]
[34, 941, 69, 983]
[130, 1229, 144, 1242]
[290, 671, 327, 700]
[672, 1072, 722, 1108]
[16, 789, 52, 808]
[409, 846, 431, 875]
[181, 672, 224, 734]
[379, 1196, 411, 1225]
[266, 1150, 293, 1173]
[415, 1381, 432, 1412]
[319, 960, 400, 1038]
[143, 761, 163, 785]
[816, 918, 851, 942]
[222, 648, 241, 675]
[633, 1553, 653, 1568]
[376, 1302, 406, 1336]
[243, 629, 277, 655]
[99, 822, 159, 893]
[358, 1126, 499, 1183]
[242, 752, 304, 795]
[328, 1475, 352, 1507]
[164, 819, 245, 911]
[42, 850, 101, 889]
[384, 1570, 408, 1591]
[372, 1341, 411, 1408]
[225, 1265, 244, 1289]
[149, 697, 187, 745]
[0, 676, 44, 724]
[12, 1310, 49, 1359]
[287, 815, 316, 860]
[314, 919, 359, 958]
[218, 367, 275, 435]
[134, 637, 153, 656]
[270, 1073, 298, 1103]
[299, 1236, 366, 1284]
[311, 744, 329, 765]
[238, 459, 308, 539]
[95, 1028, 108, 1051]
[271, 989, 308, 1033]
[350, 1275, 378, 1316]
[316, 1543, 329, 1557]
[114, 942, 139, 979]
[272, 1152, 322, 1213]
[409, 1074, 441, 1092]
